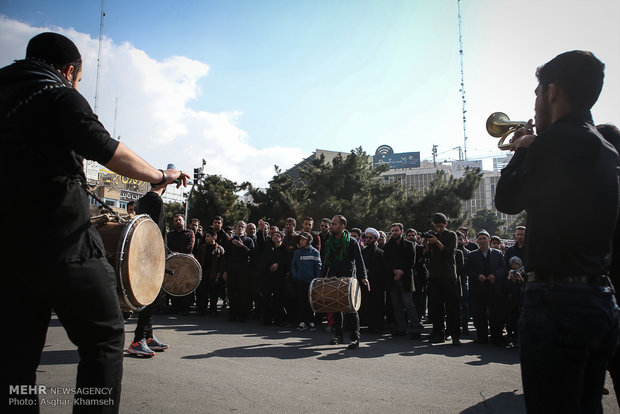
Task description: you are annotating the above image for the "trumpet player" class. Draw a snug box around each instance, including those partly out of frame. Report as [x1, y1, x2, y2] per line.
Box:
[495, 51, 619, 413]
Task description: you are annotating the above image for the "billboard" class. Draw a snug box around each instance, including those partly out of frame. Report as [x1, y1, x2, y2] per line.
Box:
[373, 150, 420, 170]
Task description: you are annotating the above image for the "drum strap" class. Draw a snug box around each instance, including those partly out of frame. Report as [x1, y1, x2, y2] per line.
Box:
[81, 182, 121, 218]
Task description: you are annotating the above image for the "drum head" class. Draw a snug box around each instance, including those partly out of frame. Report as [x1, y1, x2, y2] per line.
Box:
[163, 253, 202, 296]
[349, 277, 361, 311]
[123, 216, 166, 307]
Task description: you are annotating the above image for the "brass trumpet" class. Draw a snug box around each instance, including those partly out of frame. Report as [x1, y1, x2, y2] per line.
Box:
[486, 112, 528, 150]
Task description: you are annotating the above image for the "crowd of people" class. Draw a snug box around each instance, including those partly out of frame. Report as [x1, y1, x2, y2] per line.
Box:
[134, 210, 529, 353]
[6, 31, 618, 413]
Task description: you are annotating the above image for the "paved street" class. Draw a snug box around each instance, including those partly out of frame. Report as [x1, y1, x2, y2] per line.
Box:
[35, 312, 617, 413]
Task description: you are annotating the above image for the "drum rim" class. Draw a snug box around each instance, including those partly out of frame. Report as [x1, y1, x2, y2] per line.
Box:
[162, 252, 202, 296]
[117, 214, 159, 311]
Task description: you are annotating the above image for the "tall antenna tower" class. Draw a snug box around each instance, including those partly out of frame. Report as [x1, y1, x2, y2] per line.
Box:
[94, 0, 105, 114]
[457, 0, 468, 160]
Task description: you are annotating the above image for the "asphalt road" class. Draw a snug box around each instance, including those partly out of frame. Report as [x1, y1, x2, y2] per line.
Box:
[33, 312, 618, 414]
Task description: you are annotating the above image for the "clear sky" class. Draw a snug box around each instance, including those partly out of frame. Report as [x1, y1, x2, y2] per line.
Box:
[1, 0, 619, 186]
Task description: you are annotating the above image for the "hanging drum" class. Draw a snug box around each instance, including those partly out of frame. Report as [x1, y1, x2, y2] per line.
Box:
[163, 252, 202, 296]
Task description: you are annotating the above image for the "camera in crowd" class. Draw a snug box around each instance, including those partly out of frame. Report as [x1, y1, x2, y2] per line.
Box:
[421, 230, 436, 239]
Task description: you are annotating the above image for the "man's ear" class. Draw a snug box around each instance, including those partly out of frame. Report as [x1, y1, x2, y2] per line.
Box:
[61, 65, 75, 82]
[547, 83, 560, 104]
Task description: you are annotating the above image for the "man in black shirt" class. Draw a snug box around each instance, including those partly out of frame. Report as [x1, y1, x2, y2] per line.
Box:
[128, 185, 170, 356]
[2, 32, 189, 412]
[322, 215, 369, 349]
[495, 50, 619, 413]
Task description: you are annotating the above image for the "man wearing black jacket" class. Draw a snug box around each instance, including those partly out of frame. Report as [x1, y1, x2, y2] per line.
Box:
[465, 230, 507, 345]
[360, 228, 387, 334]
[383, 223, 423, 339]
[322, 215, 369, 349]
[495, 50, 619, 413]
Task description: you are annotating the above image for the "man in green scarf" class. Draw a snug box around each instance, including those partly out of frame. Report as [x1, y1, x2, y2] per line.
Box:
[323, 215, 370, 349]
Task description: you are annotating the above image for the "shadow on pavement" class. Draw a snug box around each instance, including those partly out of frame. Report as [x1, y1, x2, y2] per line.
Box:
[459, 390, 525, 413]
[142, 313, 519, 365]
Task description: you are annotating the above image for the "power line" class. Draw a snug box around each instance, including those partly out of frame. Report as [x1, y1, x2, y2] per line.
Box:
[94, 0, 105, 114]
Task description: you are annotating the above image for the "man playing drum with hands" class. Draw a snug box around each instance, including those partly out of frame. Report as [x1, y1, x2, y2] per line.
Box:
[2, 32, 189, 412]
[322, 215, 370, 350]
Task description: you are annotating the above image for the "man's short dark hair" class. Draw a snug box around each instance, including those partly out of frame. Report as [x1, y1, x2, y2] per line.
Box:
[406, 228, 416, 235]
[333, 215, 347, 227]
[351, 228, 362, 236]
[490, 235, 502, 243]
[432, 213, 448, 224]
[536, 50, 604, 111]
[26, 32, 82, 73]
[390, 223, 404, 230]
[304, 217, 314, 222]
[213, 216, 223, 222]
[321, 218, 331, 224]
[286, 217, 297, 226]
[190, 218, 200, 224]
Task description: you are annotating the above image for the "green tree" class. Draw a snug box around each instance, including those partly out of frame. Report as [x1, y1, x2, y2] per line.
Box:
[248, 166, 308, 227]
[188, 174, 250, 227]
[472, 208, 505, 237]
[397, 168, 483, 232]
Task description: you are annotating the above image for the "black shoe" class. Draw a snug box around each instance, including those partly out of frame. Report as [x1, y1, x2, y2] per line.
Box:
[452, 338, 462, 346]
[410, 332, 421, 340]
[429, 334, 445, 343]
[347, 340, 359, 350]
[329, 337, 343, 345]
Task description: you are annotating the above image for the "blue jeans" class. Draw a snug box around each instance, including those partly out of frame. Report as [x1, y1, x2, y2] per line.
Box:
[519, 282, 619, 414]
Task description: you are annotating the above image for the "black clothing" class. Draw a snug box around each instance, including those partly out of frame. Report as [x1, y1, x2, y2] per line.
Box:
[322, 234, 367, 342]
[224, 235, 255, 321]
[383, 236, 416, 292]
[360, 244, 387, 331]
[504, 244, 525, 268]
[426, 230, 460, 339]
[495, 111, 619, 279]
[256, 232, 290, 325]
[2, 59, 123, 412]
[466, 248, 508, 342]
[136, 191, 166, 240]
[134, 191, 167, 341]
[2, 59, 119, 264]
[167, 229, 195, 254]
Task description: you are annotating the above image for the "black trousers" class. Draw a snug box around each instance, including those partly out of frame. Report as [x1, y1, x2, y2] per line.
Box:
[8, 257, 124, 413]
[227, 265, 251, 321]
[428, 277, 461, 339]
[333, 311, 361, 341]
[470, 286, 505, 341]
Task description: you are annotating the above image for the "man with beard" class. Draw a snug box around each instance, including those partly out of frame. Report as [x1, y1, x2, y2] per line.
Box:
[495, 51, 619, 413]
[384, 223, 423, 339]
[2, 32, 189, 411]
[322, 215, 369, 349]
[223, 221, 255, 322]
[360, 228, 387, 334]
[167, 214, 196, 314]
[424, 213, 461, 345]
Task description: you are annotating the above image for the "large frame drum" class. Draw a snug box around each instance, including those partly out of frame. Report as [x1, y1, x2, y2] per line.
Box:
[309, 277, 361, 313]
[94, 214, 166, 311]
[163, 253, 202, 296]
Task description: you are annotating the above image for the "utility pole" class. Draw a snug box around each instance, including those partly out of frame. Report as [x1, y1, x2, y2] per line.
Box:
[184, 159, 207, 223]
[432, 144, 438, 167]
[457, 0, 468, 160]
[94, 0, 105, 114]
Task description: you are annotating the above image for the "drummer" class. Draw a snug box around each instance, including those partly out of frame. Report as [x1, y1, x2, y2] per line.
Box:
[3, 32, 189, 411]
[322, 215, 370, 350]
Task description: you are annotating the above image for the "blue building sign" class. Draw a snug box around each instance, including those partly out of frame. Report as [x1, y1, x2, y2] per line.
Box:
[373, 145, 420, 170]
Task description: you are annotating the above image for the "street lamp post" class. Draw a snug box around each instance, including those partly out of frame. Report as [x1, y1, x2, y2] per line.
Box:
[184, 159, 206, 222]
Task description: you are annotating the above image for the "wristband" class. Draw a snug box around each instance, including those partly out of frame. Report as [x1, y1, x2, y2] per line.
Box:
[153, 169, 166, 186]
